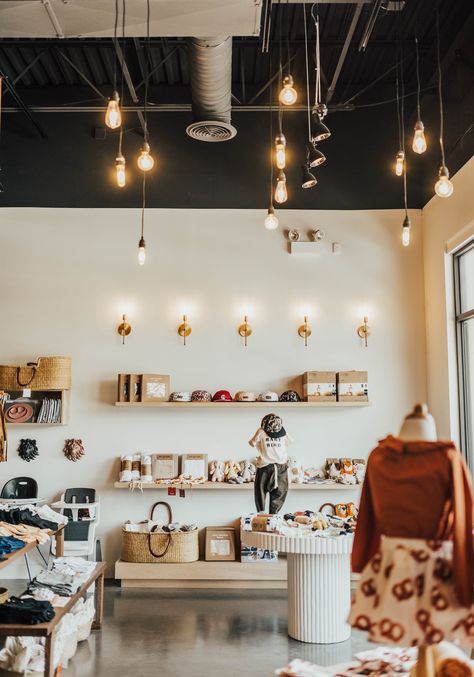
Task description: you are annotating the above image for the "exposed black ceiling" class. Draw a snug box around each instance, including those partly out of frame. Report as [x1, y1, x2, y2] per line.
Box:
[0, 0, 473, 209]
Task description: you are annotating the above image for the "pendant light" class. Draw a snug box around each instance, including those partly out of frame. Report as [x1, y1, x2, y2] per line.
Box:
[265, 60, 279, 231]
[402, 215, 411, 247]
[138, 173, 147, 265]
[301, 162, 317, 189]
[275, 170, 288, 204]
[412, 36, 427, 154]
[301, 7, 317, 190]
[115, 0, 127, 188]
[434, 5, 453, 199]
[395, 150, 404, 177]
[310, 6, 331, 145]
[105, 0, 122, 130]
[137, 0, 155, 172]
[278, 2, 297, 106]
[274, 132, 286, 169]
[398, 9, 410, 247]
[394, 68, 404, 177]
[115, 152, 126, 187]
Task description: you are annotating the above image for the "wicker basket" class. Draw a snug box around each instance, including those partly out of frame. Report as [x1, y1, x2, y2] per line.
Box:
[0, 357, 71, 391]
[121, 501, 199, 564]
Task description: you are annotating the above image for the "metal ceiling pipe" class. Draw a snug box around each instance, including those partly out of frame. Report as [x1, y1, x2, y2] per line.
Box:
[186, 36, 237, 142]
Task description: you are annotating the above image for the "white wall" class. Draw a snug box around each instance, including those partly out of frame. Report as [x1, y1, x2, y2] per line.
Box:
[422, 156, 474, 440]
[0, 207, 427, 576]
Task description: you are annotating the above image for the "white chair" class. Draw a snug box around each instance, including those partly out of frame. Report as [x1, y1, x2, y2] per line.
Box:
[51, 488, 101, 561]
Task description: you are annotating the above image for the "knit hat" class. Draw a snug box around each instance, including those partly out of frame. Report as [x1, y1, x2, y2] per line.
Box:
[191, 390, 212, 402]
[279, 390, 301, 402]
[261, 413, 286, 439]
[212, 390, 233, 402]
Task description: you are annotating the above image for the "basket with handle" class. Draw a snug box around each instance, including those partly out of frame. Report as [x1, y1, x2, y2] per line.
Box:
[0, 356, 72, 391]
[121, 501, 199, 563]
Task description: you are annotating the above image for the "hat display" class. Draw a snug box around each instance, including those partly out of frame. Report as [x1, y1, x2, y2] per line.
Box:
[279, 390, 301, 402]
[212, 390, 233, 402]
[257, 391, 279, 402]
[235, 391, 256, 402]
[261, 413, 286, 439]
[191, 390, 212, 402]
[169, 392, 192, 402]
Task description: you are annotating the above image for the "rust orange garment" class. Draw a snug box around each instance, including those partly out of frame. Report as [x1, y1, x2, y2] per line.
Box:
[352, 436, 474, 607]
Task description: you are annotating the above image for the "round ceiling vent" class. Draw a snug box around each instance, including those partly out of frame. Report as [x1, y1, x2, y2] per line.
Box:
[186, 120, 237, 142]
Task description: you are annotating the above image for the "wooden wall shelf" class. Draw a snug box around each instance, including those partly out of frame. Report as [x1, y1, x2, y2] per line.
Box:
[115, 401, 371, 409]
[114, 481, 359, 491]
[3, 389, 68, 426]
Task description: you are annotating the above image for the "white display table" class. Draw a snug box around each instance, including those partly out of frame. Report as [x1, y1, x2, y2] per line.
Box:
[243, 531, 353, 644]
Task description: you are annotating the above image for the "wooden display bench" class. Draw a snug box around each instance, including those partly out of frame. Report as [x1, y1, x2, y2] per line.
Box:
[115, 559, 288, 589]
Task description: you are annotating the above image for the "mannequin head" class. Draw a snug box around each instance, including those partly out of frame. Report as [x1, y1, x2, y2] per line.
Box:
[399, 403, 437, 442]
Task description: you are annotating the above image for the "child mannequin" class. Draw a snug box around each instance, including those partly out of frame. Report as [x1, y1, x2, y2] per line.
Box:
[249, 413, 293, 514]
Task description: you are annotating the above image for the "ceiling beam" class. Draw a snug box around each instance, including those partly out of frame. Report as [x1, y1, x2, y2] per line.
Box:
[1, 74, 47, 138]
[326, 3, 364, 104]
[56, 50, 107, 101]
[1, 103, 355, 113]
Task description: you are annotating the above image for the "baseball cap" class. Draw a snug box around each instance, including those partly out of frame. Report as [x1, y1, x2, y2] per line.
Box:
[279, 390, 301, 402]
[169, 392, 192, 402]
[212, 390, 233, 402]
[235, 391, 257, 402]
[261, 413, 286, 439]
[257, 391, 279, 402]
[191, 390, 212, 402]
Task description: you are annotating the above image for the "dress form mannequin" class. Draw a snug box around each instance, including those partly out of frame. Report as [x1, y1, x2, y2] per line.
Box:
[399, 404, 437, 677]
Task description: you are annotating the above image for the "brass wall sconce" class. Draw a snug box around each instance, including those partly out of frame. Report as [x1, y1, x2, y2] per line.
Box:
[178, 315, 192, 346]
[117, 314, 132, 345]
[298, 316, 312, 347]
[238, 315, 252, 347]
[357, 316, 371, 347]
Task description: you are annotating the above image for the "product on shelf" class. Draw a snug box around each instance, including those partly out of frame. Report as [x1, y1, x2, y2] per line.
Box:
[257, 391, 278, 402]
[181, 453, 208, 479]
[288, 457, 305, 484]
[303, 371, 337, 402]
[234, 391, 256, 402]
[169, 391, 192, 402]
[209, 460, 226, 482]
[279, 390, 301, 402]
[337, 371, 368, 402]
[191, 390, 212, 402]
[153, 454, 179, 481]
[205, 526, 236, 561]
[212, 390, 233, 402]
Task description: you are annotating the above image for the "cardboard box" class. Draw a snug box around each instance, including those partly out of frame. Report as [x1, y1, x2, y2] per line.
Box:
[129, 374, 142, 403]
[152, 454, 179, 480]
[181, 453, 208, 479]
[140, 374, 170, 402]
[117, 374, 130, 403]
[303, 371, 337, 401]
[251, 514, 281, 533]
[205, 526, 236, 561]
[337, 371, 368, 401]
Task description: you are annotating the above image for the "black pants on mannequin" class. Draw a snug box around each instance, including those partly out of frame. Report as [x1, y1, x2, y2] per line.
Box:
[254, 463, 289, 514]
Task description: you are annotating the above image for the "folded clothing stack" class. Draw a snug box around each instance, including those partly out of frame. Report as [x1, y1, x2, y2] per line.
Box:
[52, 556, 96, 579]
[0, 535, 25, 561]
[119, 453, 153, 482]
[28, 570, 82, 597]
[0, 521, 51, 545]
[0, 596, 55, 624]
[0, 505, 65, 530]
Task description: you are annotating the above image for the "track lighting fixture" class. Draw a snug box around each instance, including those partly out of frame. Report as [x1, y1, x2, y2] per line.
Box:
[274, 170, 288, 204]
[279, 74, 297, 106]
[402, 215, 411, 247]
[395, 150, 404, 177]
[274, 132, 286, 169]
[137, 142, 154, 172]
[434, 6, 453, 199]
[307, 144, 325, 168]
[311, 110, 331, 144]
[264, 204, 279, 231]
[301, 164, 317, 189]
[115, 153, 126, 188]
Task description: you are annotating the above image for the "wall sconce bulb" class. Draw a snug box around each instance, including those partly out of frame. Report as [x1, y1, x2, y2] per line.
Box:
[238, 315, 252, 347]
[117, 314, 132, 345]
[177, 315, 192, 346]
[357, 316, 371, 347]
[298, 316, 312, 347]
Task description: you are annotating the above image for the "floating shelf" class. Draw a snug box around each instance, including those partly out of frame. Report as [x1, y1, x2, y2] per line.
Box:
[113, 481, 359, 491]
[3, 389, 68, 426]
[115, 401, 371, 408]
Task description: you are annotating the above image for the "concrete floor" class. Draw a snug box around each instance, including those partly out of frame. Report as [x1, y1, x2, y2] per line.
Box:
[60, 587, 374, 677]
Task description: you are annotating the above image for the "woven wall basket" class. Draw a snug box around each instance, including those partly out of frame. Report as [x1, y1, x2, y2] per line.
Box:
[0, 356, 72, 391]
[121, 501, 199, 564]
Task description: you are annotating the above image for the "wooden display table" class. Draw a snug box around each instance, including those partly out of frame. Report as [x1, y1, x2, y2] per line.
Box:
[243, 531, 353, 644]
[0, 525, 64, 571]
[0, 561, 105, 677]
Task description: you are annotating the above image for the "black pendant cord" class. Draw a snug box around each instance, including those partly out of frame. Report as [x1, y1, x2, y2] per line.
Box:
[141, 171, 146, 240]
[278, 0, 283, 134]
[269, 52, 274, 207]
[414, 33, 421, 122]
[303, 5, 311, 143]
[436, 2, 446, 168]
[118, 0, 126, 157]
[144, 0, 151, 144]
[286, 0, 291, 75]
[398, 7, 408, 216]
[113, 0, 119, 92]
[311, 3, 321, 107]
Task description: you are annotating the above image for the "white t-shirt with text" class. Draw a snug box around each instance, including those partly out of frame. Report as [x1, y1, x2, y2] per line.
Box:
[249, 428, 293, 468]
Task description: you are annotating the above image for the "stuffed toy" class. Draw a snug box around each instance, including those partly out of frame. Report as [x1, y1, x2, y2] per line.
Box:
[225, 460, 241, 483]
[311, 512, 329, 531]
[339, 458, 357, 484]
[209, 460, 226, 482]
[288, 457, 305, 484]
[328, 462, 340, 481]
[354, 461, 366, 484]
[239, 460, 256, 483]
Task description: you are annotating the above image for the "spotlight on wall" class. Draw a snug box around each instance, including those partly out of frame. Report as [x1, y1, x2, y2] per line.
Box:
[177, 315, 192, 346]
[238, 315, 252, 347]
[117, 314, 132, 345]
[298, 316, 312, 347]
[357, 316, 371, 348]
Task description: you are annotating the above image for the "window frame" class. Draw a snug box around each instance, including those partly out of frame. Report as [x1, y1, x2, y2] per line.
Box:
[454, 239, 474, 468]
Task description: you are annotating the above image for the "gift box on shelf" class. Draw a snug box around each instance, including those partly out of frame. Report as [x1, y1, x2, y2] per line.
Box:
[303, 371, 337, 402]
[181, 453, 208, 479]
[153, 454, 179, 480]
[205, 526, 236, 561]
[337, 371, 368, 402]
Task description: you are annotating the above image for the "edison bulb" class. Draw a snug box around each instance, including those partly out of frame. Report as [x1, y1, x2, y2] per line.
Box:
[264, 206, 279, 231]
[279, 75, 297, 106]
[105, 91, 121, 129]
[137, 142, 154, 171]
[412, 120, 427, 154]
[402, 225, 410, 247]
[435, 168, 454, 198]
[275, 133, 286, 169]
[115, 155, 126, 188]
[138, 237, 146, 266]
[274, 171, 288, 204]
[395, 150, 404, 177]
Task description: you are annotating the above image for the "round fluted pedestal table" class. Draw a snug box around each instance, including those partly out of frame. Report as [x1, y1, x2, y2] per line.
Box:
[243, 531, 353, 644]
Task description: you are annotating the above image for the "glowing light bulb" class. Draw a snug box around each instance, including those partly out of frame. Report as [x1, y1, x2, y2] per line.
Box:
[395, 150, 405, 177]
[412, 120, 427, 154]
[115, 154, 126, 188]
[402, 216, 411, 247]
[105, 91, 121, 130]
[275, 133, 286, 169]
[138, 236, 146, 266]
[137, 142, 155, 172]
[279, 74, 297, 106]
[274, 170, 288, 204]
[264, 205, 279, 231]
[434, 166, 454, 198]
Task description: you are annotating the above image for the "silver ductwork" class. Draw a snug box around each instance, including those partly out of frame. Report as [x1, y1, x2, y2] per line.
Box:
[186, 36, 237, 142]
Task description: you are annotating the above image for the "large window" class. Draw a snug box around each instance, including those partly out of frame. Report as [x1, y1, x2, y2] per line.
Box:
[455, 241, 474, 466]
